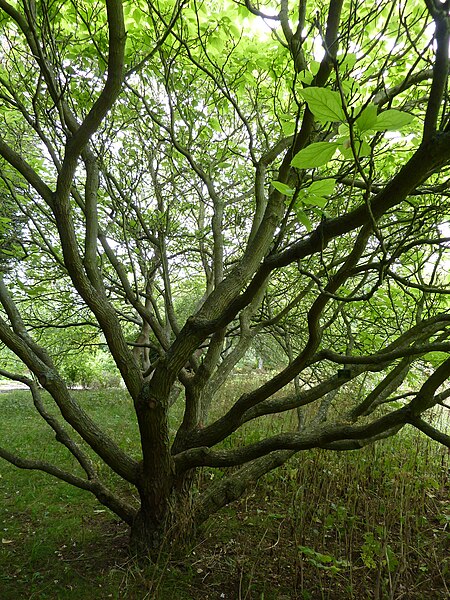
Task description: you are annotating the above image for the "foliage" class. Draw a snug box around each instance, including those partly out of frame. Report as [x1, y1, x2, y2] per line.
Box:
[58, 349, 122, 389]
[0, 0, 449, 555]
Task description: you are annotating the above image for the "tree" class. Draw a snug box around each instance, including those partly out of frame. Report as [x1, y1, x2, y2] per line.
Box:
[0, 0, 449, 555]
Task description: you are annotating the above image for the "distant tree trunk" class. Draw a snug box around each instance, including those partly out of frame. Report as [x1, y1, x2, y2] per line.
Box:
[132, 320, 152, 373]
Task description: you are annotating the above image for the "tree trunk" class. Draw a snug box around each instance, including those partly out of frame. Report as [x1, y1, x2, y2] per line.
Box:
[130, 377, 197, 558]
[130, 505, 168, 558]
[130, 378, 178, 557]
[129, 473, 196, 558]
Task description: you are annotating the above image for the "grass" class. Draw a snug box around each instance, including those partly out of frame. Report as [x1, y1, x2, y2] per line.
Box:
[0, 385, 449, 598]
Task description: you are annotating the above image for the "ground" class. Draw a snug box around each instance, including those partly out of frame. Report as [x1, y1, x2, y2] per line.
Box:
[0, 388, 448, 598]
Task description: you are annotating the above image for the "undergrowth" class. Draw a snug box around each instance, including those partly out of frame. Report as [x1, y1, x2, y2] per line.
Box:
[0, 385, 448, 598]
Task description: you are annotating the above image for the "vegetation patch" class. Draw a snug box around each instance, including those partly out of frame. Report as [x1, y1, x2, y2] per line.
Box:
[1, 389, 448, 598]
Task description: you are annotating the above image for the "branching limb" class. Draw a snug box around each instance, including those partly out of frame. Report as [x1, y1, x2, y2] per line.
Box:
[192, 450, 295, 527]
[243, 0, 280, 20]
[188, 131, 450, 346]
[317, 342, 450, 366]
[374, 68, 435, 107]
[174, 407, 409, 471]
[0, 314, 139, 485]
[57, 0, 126, 193]
[0, 445, 95, 491]
[0, 137, 54, 207]
[409, 356, 450, 414]
[0, 370, 137, 523]
[0, 369, 97, 479]
[320, 425, 405, 450]
[350, 357, 412, 420]
[125, 0, 189, 77]
[30, 381, 98, 480]
[408, 416, 450, 448]
[0, 444, 136, 524]
[422, 2, 449, 141]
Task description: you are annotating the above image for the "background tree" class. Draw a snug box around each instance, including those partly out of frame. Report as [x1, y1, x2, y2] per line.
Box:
[0, 0, 449, 555]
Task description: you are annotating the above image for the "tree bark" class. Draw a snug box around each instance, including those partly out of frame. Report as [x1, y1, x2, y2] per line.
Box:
[129, 468, 196, 558]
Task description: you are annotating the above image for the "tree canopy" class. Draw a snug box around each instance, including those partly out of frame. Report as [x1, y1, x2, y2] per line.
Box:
[0, 0, 449, 553]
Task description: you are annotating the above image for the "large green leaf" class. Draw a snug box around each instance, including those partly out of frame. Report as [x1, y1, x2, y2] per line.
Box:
[271, 180, 295, 196]
[308, 179, 336, 196]
[300, 87, 346, 123]
[295, 208, 312, 231]
[356, 104, 378, 133]
[291, 142, 340, 169]
[372, 109, 414, 131]
[302, 195, 327, 208]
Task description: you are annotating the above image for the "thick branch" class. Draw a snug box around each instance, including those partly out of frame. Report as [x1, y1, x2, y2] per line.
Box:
[422, 6, 449, 140]
[409, 356, 450, 414]
[0, 137, 54, 206]
[0, 445, 136, 524]
[0, 445, 94, 491]
[408, 416, 450, 448]
[193, 450, 295, 527]
[175, 408, 409, 471]
[57, 0, 126, 196]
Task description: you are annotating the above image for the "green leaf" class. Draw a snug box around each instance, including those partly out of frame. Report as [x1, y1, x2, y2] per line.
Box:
[132, 8, 142, 25]
[291, 142, 340, 169]
[281, 120, 296, 135]
[210, 117, 221, 131]
[310, 61, 321, 75]
[356, 104, 378, 133]
[209, 36, 225, 52]
[317, 553, 333, 564]
[302, 195, 327, 208]
[295, 209, 312, 231]
[308, 179, 336, 196]
[385, 545, 399, 573]
[298, 545, 315, 557]
[299, 87, 346, 123]
[298, 70, 313, 85]
[372, 109, 414, 131]
[271, 180, 295, 196]
[339, 53, 357, 71]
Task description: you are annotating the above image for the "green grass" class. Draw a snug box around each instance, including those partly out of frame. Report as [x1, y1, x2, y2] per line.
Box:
[0, 386, 449, 598]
